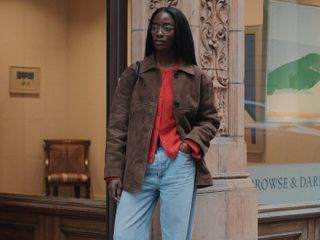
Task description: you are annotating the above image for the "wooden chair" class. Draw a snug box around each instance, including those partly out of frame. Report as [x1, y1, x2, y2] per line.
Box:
[44, 139, 91, 198]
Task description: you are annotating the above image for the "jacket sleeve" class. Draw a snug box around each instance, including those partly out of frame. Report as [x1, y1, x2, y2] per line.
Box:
[185, 71, 220, 156]
[104, 65, 136, 179]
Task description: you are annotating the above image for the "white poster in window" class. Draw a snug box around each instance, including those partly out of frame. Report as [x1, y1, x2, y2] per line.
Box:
[266, 0, 320, 123]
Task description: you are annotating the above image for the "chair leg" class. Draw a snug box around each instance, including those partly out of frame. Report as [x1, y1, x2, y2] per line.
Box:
[53, 186, 59, 196]
[45, 178, 50, 196]
[74, 186, 81, 198]
[85, 179, 90, 198]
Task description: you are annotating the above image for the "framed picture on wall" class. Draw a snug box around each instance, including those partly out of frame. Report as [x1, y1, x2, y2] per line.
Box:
[9, 66, 40, 95]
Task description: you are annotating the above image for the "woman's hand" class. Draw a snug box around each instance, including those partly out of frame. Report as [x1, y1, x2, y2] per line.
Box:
[179, 142, 192, 154]
[107, 178, 123, 203]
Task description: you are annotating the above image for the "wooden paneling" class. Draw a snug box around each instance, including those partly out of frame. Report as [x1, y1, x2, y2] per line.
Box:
[259, 202, 320, 240]
[59, 217, 105, 240]
[0, 222, 36, 240]
[4, 193, 320, 240]
[259, 221, 306, 239]
[0, 193, 106, 240]
[0, 212, 45, 240]
[60, 227, 105, 240]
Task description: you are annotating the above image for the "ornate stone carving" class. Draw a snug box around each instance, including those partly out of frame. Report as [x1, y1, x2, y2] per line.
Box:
[214, 87, 228, 134]
[149, 0, 178, 9]
[200, 0, 229, 134]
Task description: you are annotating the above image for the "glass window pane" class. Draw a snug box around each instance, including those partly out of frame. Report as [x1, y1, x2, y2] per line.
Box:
[245, 0, 320, 204]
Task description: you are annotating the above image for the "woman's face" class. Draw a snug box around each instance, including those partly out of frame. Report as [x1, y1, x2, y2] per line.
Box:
[150, 11, 176, 52]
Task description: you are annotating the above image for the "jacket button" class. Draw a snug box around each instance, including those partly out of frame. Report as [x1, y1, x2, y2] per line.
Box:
[174, 101, 180, 108]
[174, 72, 179, 78]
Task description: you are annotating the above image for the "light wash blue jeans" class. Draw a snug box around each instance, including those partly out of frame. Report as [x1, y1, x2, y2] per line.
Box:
[113, 145, 196, 240]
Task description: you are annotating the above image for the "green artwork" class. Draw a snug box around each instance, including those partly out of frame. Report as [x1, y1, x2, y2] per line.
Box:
[267, 53, 320, 95]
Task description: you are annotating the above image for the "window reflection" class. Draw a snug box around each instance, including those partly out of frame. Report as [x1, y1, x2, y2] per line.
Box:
[246, 0, 320, 205]
[245, 0, 320, 164]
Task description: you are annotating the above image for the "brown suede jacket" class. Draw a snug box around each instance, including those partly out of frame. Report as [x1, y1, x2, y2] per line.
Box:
[104, 54, 220, 192]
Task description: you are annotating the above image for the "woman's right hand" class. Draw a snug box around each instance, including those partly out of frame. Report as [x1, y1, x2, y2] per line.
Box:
[107, 178, 123, 203]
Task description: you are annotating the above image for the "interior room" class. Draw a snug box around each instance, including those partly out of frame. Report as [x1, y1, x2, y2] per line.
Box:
[0, 0, 106, 199]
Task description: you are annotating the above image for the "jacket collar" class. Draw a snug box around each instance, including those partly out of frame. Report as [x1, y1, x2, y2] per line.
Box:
[140, 53, 195, 76]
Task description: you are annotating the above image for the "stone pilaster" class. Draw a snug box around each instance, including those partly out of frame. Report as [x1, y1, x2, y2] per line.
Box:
[131, 0, 257, 239]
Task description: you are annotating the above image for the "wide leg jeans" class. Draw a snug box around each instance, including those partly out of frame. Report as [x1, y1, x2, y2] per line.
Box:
[113, 145, 196, 240]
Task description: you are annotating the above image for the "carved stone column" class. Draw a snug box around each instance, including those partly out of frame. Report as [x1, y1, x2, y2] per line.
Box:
[131, 0, 257, 239]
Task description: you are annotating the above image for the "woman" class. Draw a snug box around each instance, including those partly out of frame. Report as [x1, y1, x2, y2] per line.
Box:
[105, 7, 220, 240]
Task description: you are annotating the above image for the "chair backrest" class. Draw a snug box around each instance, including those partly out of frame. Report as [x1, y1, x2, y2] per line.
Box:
[44, 140, 90, 175]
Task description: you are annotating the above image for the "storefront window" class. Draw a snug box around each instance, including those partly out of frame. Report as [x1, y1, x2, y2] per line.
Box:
[0, 0, 106, 198]
[245, 0, 320, 204]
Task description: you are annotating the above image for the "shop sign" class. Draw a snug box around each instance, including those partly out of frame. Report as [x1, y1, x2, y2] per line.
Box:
[248, 163, 320, 205]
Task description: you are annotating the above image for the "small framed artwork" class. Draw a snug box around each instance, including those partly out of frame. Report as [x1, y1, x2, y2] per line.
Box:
[10, 66, 40, 95]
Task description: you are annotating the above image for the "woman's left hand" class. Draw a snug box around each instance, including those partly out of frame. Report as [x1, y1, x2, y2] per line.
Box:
[107, 178, 123, 203]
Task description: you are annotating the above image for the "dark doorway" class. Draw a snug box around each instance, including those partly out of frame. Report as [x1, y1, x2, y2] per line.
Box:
[107, 0, 128, 119]
[106, 1, 128, 239]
